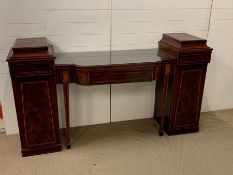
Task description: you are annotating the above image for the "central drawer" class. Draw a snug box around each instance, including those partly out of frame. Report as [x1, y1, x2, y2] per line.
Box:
[90, 69, 153, 85]
[73, 63, 161, 85]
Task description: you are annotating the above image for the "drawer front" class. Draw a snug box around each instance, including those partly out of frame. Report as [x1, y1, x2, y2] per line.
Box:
[178, 51, 211, 65]
[91, 69, 153, 85]
[11, 61, 54, 77]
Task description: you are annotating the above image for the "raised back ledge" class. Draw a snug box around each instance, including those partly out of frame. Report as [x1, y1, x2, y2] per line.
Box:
[160, 33, 211, 50]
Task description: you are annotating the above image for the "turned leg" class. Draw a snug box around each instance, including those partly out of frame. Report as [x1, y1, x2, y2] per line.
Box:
[159, 64, 170, 136]
[62, 71, 71, 149]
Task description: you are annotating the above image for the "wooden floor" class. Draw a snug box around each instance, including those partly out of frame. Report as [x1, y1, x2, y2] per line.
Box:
[1, 109, 233, 175]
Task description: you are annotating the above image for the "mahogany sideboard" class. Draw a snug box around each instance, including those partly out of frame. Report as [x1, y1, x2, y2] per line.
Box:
[7, 33, 212, 156]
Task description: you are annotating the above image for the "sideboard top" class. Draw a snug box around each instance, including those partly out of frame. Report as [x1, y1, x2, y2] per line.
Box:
[56, 49, 162, 66]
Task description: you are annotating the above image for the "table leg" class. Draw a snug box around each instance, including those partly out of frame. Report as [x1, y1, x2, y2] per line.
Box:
[159, 64, 170, 136]
[62, 70, 71, 149]
[63, 83, 71, 149]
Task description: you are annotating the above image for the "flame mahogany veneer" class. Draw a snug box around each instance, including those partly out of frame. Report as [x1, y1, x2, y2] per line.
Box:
[7, 33, 212, 156]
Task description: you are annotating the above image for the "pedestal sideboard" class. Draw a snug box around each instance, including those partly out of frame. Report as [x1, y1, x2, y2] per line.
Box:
[7, 33, 212, 156]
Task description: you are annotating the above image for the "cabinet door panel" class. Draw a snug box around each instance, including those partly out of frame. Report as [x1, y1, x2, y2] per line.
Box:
[170, 65, 207, 131]
[12, 75, 61, 153]
[21, 80, 56, 147]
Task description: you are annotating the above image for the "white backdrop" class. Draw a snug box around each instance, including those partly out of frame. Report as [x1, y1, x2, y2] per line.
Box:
[0, 0, 233, 134]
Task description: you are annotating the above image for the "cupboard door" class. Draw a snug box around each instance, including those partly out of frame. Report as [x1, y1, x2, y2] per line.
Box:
[169, 64, 207, 133]
[12, 76, 61, 156]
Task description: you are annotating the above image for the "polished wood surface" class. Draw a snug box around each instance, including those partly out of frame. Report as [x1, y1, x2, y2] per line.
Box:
[7, 38, 62, 157]
[55, 49, 161, 65]
[56, 49, 162, 85]
[169, 65, 207, 134]
[55, 49, 166, 147]
[56, 63, 161, 85]
[13, 37, 48, 51]
[159, 64, 171, 136]
[7, 33, 212, 156]
[155, 33, 212, 135]
[62, 70, 71, 149]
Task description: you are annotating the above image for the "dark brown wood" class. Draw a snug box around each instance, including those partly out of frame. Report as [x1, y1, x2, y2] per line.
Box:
[159, 64, 170, 136]
[13, 37, 48, 53]
[56, 62, 162, 85]
[57, 62, 164, 148]
[168, 64, 207, 134]
[56, 33, 212, 146]
[56, 65, 75, 84]
[7, 38, 62, 156]
[154, 33, 212, 135]
[7, 33, 213, 155]
[62, 70, 71, 149]
[158, 33, 212, 65]
[11, 61, 54, 77]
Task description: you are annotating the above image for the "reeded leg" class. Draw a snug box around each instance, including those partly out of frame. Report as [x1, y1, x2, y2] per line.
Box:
[159, 64, 170, 136]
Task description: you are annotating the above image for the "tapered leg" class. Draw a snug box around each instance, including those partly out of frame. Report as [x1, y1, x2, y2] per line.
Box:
[63, 83, 71, 149]
[62, 70, 71, 149]
[159, 64, 170, 136]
